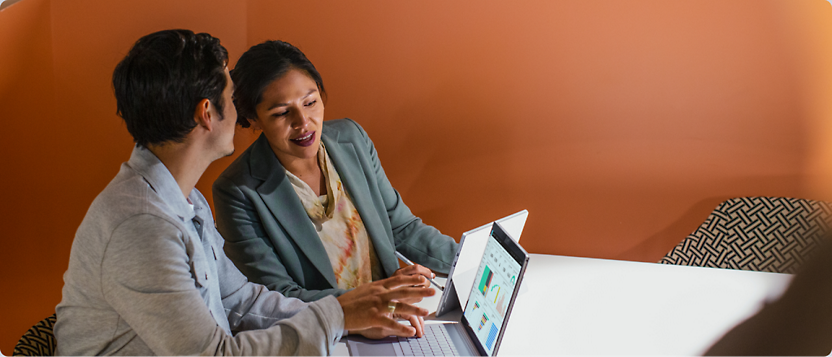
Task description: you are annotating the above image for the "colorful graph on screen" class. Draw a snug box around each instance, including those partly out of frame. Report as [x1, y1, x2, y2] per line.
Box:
[496, 292, 507, 317]
[490, 285, 501, 303]
[463, 231, 524, 356]
[485, 322, 498, 350]
[479, 266, 493, 296]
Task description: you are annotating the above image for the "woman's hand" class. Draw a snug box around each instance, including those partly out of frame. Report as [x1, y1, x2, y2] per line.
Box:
[337, 274, 434, 338]
[392, 264, 435, 289]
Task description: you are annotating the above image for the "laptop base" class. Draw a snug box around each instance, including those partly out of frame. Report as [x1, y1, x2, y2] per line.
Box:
[346, 323, 479, 356]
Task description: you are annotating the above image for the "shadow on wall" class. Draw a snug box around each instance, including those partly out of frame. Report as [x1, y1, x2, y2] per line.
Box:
[616, 196, 729, 262]
[616, 174, 821, 263]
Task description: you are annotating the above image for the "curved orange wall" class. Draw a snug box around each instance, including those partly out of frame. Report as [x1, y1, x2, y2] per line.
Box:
[2, 0, 832, 352]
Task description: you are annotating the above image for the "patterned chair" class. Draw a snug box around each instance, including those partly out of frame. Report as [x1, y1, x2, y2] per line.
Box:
[660, 197, 832, 274]
[13, 314, 56, 356]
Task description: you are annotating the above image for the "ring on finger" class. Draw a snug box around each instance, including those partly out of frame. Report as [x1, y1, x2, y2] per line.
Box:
[387, 301, 397, 315]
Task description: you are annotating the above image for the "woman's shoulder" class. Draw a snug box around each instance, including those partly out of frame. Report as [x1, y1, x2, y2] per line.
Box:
[323, 118, 369, 140]
[214, 133, 270, 186]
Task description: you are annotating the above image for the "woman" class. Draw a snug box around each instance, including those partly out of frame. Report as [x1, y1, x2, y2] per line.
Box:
[213, 40, 458, 303]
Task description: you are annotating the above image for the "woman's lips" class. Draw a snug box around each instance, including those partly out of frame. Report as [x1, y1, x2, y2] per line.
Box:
[290, 131, 316, 147]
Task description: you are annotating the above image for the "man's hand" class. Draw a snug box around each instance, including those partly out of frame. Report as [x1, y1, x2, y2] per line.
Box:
[351, 315, 426, 339]
[392, 264, 435, 288]
[337, 274, 434, 338]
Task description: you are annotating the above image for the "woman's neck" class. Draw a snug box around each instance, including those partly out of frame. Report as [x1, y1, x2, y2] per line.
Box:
[280, 153, 326, 196]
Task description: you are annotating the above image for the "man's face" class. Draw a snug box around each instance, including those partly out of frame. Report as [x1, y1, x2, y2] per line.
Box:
[214, 67, 237, 158]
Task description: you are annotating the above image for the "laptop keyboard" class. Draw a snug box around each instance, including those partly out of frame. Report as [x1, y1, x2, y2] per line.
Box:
[395, 324, 460, 356]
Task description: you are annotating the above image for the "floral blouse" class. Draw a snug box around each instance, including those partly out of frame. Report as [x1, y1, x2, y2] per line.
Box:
[284, 142, 382, 290]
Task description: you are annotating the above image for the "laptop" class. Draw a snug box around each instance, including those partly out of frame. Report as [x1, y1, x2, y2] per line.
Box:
[436, 210, 528, 317]
[347, 221, 530, 356]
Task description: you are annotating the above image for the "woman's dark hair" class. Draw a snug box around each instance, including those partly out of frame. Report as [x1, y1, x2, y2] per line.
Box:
[231, 40, 326, 128]
[112, 29, 228, 147]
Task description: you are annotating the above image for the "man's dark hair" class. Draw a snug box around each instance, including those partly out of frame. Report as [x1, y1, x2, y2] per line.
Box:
[231, 40, 326, 128]
[113, 29, 228, 147]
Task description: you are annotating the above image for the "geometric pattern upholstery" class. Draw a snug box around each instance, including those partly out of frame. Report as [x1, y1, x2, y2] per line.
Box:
[659, 197, 832, 274]
[13, 314, 56, 356]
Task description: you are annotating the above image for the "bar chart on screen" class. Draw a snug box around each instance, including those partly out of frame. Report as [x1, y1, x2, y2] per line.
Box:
[485, 322, 499, 350]
[479, 313, 489, 331]
[496, 292, 507, 317]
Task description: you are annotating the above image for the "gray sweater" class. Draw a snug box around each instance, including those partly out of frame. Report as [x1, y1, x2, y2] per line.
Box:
[55, 147, 344, 355]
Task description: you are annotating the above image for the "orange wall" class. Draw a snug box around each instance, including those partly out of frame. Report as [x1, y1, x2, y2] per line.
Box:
[1, 0, 57, 352]
[3, 0, 832, 352]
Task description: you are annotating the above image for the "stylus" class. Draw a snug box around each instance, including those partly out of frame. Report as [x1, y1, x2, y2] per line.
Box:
[394, 251, 445, 291]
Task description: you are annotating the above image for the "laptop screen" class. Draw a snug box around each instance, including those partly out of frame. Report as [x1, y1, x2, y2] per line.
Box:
[462, 226, 523, 356]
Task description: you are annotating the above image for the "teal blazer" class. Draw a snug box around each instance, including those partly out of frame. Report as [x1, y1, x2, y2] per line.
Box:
[213, 118, 458, 301]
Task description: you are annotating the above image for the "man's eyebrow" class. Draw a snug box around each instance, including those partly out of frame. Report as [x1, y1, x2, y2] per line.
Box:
[266, 89, 318, 111]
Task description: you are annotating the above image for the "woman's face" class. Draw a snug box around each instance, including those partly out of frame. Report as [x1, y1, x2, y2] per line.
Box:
[251, 68, 324, 166]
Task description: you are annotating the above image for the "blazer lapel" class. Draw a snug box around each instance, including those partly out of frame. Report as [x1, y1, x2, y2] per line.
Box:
[249, 134, 339, 288]
[322, 128, 399, 277]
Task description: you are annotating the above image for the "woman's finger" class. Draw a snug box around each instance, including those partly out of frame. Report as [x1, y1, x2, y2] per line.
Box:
[395, 264, 435, 278]
[385, 285, 432, 304]
[381, 274, 427, 290]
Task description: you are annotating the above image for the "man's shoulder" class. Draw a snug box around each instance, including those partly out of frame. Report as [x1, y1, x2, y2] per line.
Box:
[83, 163, 182, 237]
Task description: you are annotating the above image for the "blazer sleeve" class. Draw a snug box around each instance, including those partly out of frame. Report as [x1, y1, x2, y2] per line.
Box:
[213, 175, 348, 301]
[348, 119, 459, 273]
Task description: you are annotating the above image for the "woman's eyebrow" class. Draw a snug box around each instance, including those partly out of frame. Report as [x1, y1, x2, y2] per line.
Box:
[301, 88, 317, 99]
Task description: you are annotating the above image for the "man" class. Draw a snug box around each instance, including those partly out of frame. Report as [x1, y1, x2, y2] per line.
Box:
[55, 29, 433, 355]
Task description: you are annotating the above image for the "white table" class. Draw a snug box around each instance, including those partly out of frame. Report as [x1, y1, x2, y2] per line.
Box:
[336, 254, 793, 355]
